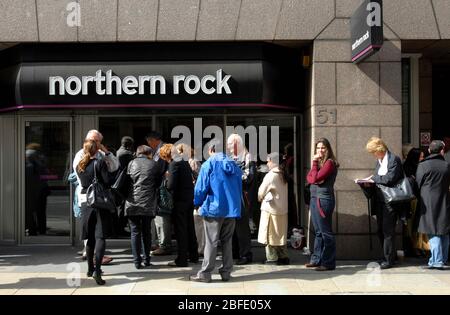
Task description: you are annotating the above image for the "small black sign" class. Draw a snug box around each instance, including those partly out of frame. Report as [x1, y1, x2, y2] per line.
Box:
[351, 0, 383, 63]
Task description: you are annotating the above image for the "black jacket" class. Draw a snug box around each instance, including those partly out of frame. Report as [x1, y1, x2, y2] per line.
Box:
[416, 154, 450, 235]
[167, 158, 194, 204]
[116, 146, 134, 170]
[125, 155, 159, 217]
[372, 151, 404, 213]
[77, 159, 110, 193]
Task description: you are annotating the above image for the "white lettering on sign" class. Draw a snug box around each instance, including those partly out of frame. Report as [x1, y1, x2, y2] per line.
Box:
[48, 69, 232, 96]
[352, 30, 370, 51]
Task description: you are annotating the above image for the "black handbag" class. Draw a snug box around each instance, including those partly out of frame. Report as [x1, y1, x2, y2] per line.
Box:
[157, 179, 174, 216]
[87, 160, 116, 213]
[376, 175, 415, 204]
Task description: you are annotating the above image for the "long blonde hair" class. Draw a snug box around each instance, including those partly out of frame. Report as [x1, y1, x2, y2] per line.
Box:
[77, 140, 98, 173]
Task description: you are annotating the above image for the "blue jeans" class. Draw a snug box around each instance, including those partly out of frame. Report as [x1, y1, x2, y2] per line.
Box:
[428, 234, 449, 267]
[128, 216, 153, 264]
[310, 197, 336, 269]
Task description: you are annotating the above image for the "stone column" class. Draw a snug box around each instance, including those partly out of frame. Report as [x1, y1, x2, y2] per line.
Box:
[307, 25, 402, 259]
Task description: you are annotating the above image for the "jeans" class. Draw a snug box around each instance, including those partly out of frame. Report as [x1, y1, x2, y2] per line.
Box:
[428, 234, 449, 267]
[128, 216, 152, 264]
[310, 197, 336, 269]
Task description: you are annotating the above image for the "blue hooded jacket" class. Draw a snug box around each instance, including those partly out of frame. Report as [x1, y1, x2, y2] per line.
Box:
[194, 152, 242, 218]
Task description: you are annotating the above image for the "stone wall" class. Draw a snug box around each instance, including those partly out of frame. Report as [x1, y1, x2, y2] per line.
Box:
[307, 23, 403, 259]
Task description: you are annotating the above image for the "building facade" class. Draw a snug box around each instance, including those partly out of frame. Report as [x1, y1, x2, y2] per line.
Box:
[0, 0, 449, 259]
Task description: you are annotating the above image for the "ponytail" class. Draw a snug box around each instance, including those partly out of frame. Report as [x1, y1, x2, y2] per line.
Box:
[77, 140, 98, 173]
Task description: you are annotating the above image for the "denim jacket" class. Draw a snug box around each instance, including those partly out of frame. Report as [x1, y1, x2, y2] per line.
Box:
[68, 172, 81, 218]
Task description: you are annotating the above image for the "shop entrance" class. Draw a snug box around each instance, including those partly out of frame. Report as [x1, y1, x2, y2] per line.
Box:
[99, 112, 302, 239]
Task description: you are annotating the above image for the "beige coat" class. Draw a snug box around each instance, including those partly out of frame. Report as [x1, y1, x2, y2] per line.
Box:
[257, 167, 288, 246]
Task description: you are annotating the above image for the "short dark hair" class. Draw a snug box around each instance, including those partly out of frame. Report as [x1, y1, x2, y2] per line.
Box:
[429, 140, 445, 154]
[121, 136, 134, 148]
[146, 131, 162, 141]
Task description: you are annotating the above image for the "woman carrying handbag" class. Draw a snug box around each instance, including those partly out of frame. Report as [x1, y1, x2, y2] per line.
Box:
[76, 140, 113, 285]
[365, 137, 405, 269]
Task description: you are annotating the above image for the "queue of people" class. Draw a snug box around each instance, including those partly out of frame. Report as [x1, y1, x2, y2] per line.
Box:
[70, 128, 450, 285]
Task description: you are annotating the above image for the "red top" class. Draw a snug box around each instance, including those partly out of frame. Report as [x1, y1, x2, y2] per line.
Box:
[307, 159, 335, 184]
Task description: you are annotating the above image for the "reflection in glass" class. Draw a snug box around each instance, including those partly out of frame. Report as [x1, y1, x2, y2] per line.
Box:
[25, 122, 71, 237]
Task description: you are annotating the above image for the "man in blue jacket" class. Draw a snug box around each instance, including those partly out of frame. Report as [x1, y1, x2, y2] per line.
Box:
[190, 140, 242, 283]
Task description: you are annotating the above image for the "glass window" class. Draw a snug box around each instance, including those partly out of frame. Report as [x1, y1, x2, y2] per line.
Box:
[25, 121, 71, 238]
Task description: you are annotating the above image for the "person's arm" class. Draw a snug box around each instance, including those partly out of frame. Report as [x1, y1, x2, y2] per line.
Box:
[166, 162, 178, 192]
[194, 163, 211, 207]
[99, 150, 119, 173]
[415, 163, 425, 192]
[257, 172, 271, 202]
[307, 160, 335, 184]
[372, 155, 403, 186]
[73, 150, 83, 174]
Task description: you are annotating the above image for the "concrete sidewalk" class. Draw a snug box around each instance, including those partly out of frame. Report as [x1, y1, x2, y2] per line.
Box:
[0, 243, 449, 295]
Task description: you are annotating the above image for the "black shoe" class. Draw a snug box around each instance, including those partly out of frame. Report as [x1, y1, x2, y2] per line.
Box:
[189, 275, 211, 283]
[135, 263, 144, 269]
[220, 274, 231, 282]
[92, 271, 105, 285]
[168, 261, 188, 267]
[144, 260, 152, 267]
[236, 256, 252, 265]
[380, 262, 392, 270]
[277, 257, 290, 265]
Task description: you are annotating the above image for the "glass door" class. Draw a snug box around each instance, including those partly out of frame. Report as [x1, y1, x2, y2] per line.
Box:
[23, 119, 72, 244]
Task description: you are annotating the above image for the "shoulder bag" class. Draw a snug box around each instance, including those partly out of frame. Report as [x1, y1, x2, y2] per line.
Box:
[376, 175, 415, 204]
[87, 160, 116, 213]
[157, 179, 174, 216]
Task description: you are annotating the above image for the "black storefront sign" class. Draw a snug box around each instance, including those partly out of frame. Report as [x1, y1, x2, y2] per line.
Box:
[0, 43, 304, 112]
[351, 0, 383, 63]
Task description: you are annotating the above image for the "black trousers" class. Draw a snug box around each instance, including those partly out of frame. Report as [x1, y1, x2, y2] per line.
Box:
[172, 201, 198, 265]
[376, 202, 398, 265]
[232, 199, 252, 260]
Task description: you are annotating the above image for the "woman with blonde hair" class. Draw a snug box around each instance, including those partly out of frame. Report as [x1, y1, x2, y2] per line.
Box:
[76, 140, 112, 285]
[365, 137, 404, 269]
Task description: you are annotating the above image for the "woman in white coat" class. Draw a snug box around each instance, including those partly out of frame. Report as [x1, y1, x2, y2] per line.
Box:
[257, 152, 290, 265]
